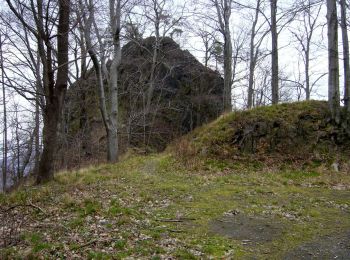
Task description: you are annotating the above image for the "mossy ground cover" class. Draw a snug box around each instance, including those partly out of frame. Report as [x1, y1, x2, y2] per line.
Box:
[174, 101, 350, 169]
[1, 153, 350, 259]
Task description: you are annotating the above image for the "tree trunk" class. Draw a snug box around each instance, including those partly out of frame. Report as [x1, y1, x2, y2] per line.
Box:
[88, 47, 113, 161]
[248, 0, 261, 109]
[305, 45, 310, 100]
[223, 0, 233, 112]
[0, 35, 7, 191]
[270, 0, 279, 104]
[36, 0, 70, 184]
[84, 0, 115, 163]
[34, 96, 40, 175]
[204, 40, 209, 68]
[108, 0, 121, 162]
[146, 16, 160, 112]
[15, 110, 20, 180]
[326, 0, 340, 123]
[84, 0, 120, 163]
[340, 0, 350, 112]
[36, 104, 60, 183]
[33, 48, 41, 176]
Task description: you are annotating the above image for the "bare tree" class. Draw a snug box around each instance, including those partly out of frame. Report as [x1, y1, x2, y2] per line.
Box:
[5, 0, 71, 183]
[6, 103, 35, 184]
[140, 0, 185, 112]
[290, 0, 322, 100]
[80, 0, 123, 162]
[0, 34, 7, 191]
[246, 0, 270, 108]
[212, 0, 233, 111]
[326, 0, 340, 123]
[193, 27, 218, 68]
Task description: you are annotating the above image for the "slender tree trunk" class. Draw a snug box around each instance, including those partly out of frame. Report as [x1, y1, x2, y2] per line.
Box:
[0, 35, 7, 191]
[83, 0, 120, 162]
[84, 0, 114, 162]
[34, 95, 40, 174]
[248, 0, 261, 109]
[340, 0, 350, 112]
[15, 109, 20, 180]
[326, 0, 340, 123]
[204, 40, 209, 68]
[305, 45, 310, 100]
[223, 33, 233, 111]
[270, 0, 279, 104]
[146, 17, 160, 112]
[78, 26, 90, 155]
[223, 0, 233, 112]
[33, 48, 41, 176]
[146, 43, 158, 112]
[108, 0, 121, 162]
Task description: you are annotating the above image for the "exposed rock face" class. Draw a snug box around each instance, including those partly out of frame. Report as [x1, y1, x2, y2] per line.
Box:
[59, 37, 223, 167]
[119, 37, 223, 147]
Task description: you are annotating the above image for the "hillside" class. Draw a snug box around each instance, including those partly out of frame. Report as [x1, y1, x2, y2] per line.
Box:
[1, 101, 350, 259]
[173, 100, 350, 170]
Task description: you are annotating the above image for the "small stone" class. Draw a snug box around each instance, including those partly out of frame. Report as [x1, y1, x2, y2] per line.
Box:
[331, 162, 339, 172]
[99, 219, 109, 225]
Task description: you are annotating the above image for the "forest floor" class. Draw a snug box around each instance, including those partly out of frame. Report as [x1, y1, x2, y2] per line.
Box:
[1, 154, 350, 259]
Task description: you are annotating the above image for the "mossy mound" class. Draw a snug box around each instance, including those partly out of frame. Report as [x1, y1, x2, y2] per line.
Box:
[174, 101, 350, 169]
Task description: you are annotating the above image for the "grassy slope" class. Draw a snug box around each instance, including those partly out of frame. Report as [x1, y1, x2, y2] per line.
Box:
[1, 101, 350, 259]
[177, 100, 350, 168]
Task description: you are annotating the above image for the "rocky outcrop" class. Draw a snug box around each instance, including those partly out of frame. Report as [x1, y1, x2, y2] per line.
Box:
[59, 37, 223, 167]
[119, 37, 223, 147]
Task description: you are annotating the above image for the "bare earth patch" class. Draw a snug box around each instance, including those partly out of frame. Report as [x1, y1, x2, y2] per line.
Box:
[210, 214, 286, 244]
[284, 231, 350, 259]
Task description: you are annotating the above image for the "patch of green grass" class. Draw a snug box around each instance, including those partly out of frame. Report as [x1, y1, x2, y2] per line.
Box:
[24, 232, 53, 253]
[67, 216, 84, 229]
[106, 199, 134, 217]
[204, 159, 232, 171]
[79, 198, 101, 216]
[113, 239, 127, 250]
[201, 237, 235, 256]
[174, 249, 197, 259]
[87, 250, 110, 260]
[281, 170, 320, 180]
